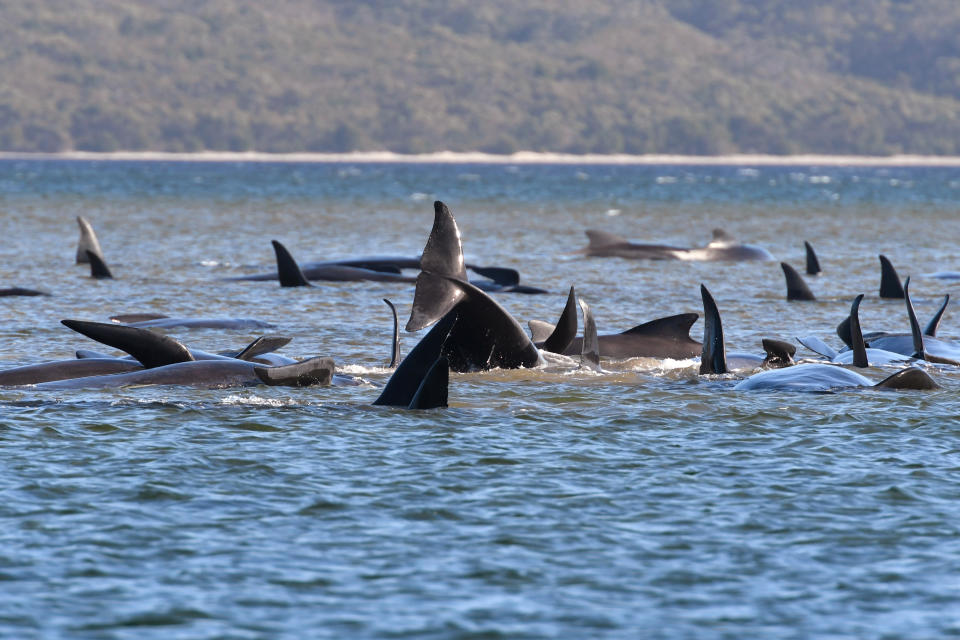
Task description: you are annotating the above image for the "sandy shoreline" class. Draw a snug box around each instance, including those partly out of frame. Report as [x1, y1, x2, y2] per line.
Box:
[3, 150, 960, 166]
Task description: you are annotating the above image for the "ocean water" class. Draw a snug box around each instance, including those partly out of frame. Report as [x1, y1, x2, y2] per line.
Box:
[1, 159, 959, 639]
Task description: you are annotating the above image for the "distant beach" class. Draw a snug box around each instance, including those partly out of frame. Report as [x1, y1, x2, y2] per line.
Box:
[4, 150, 960, 166]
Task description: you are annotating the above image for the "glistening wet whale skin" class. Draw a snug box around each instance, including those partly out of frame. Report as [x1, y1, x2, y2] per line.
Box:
[402, 201, 541, 373]
[582, 228, 774, 262]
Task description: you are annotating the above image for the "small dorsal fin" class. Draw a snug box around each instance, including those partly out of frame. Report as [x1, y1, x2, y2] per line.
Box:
[873, 366, 938, 390]
[804, 241, 821, 275]
[761, 338, 796, 367]
[383, 298, 400, 368]
[61, 319, 194, 368]
[621, 313, 698, 340]
[406, 356, 449, 409]
[924, 294, 949, 337]
[710, 228, 736, 244]
[541, 286, 578, 354]
[879, 255, 905, 299]
[849, 294, 869, 368]
[699, 284, 727, 374]
[271, 240, 311, 287]
[781, 262, 816, 301]
[584, 230, 628, 247]
[87, 250, 113, 279]
[903, 278, 926, 360]
[578, 297, 600, 370]
[76, 216, 104, 264]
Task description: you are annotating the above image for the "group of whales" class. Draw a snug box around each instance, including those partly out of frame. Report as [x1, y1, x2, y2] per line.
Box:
[2, 202, 956, 405]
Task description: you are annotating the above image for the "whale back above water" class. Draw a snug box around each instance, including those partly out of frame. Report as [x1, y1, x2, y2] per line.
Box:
[583, 228, 774, 262]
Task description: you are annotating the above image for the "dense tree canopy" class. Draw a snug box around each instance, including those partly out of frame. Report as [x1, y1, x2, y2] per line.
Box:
[2, 0, 959, 154]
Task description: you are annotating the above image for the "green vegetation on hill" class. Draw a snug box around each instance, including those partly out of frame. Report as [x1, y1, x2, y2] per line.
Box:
[2, 0, 960, 155]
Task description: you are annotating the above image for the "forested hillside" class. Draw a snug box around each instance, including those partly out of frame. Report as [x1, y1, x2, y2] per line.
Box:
[2, 0, 960, 155]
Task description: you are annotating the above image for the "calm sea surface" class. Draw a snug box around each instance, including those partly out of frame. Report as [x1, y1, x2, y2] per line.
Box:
[1, 160, 959, 639]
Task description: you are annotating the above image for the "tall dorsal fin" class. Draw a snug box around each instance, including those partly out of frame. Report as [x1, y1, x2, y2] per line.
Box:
[903, 278, 926, 360]
[233, 335, 293, 361]
[76, 216, 104, 264]
[585, 230, 628, 248]
[849, 294, 869, 368]
[804, 241, 821, 275]
[87, 250, 113, 279]
[271, 240, 311, 287]
[541, 286, 578, 354]
[578, 297, 600, 369]
[621, 313, 698, 340]
[407, 202, 469, 332]
[406, 356, 449, 409]
[61, 319, 194, 368]
[699, 284, 727, 374]
[924, 294, 949, 337]
[383, 298, 400, 368]
[879, 255, 905, 299]
[781, 262, 816, 301]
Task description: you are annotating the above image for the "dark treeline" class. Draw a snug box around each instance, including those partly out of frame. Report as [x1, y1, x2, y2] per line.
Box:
[3, 0, 960, 155]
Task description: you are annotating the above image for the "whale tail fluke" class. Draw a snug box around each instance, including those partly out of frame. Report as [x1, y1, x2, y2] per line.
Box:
[61, 319, 194, 368]
[407, 201, 469, 332]
[232, 335, 293, 361]
[406, 356, 449, 409]
[271, 240, 311, 287]
[374, 312, 457, 407]
[781, 262, 816, 301]
[879, 255, 905, 299]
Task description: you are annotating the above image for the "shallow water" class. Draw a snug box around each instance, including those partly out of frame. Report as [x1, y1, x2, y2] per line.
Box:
[2, 160, 960, 639]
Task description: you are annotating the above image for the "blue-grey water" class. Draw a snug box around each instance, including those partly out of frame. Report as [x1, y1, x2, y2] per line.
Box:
[1, 160, 959, 639]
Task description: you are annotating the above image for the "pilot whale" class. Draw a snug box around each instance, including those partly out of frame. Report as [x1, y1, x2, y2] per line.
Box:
[581, 228, 774, 261]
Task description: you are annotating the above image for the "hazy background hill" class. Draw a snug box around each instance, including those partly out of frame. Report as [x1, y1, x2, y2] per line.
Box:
[3, 0, 960, 155]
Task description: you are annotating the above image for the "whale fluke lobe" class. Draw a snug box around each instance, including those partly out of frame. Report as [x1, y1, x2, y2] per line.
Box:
[874, 367, 938, 390]
[879, 255, 905, 299]
[924, 294, 949, 337]
[849, 294, 869, 368]
[804, 241, 821, 275]
[406, 356, 449, 409]
[578, 297, 600, 369]
[407, 201, 469, 332]
[541, 286, 578, 354]
[271, 240, 312, 287]
[76, 216, 104, 265]
[254, 356, 335, 386]
[87, 250, 113, 279]
[61, 319, 194, 368]
[781, 262, 816, 301]
[384, 298, 400, 368]
[699, 284, 727, 374]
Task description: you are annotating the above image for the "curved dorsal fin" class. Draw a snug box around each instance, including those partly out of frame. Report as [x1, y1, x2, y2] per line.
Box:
[578, 297, 600, 370]
[541, 286, 578, 354]
[781, 262, 816, 301]
[271, 240, 311, 287]
[804, 241, 821, 275]
[849, 294, 869, 368]
[621, 313, 698, 340]
[903, 277, 925, 360]
[87, 250, 113, 279]
[61, 319, 194, 368]
[699, 284, 727, 374]
[924, 294, 949, 337]
[383, 298, 400, 368]
[879, 255, 905, 299]
[76, 216, 104, 264]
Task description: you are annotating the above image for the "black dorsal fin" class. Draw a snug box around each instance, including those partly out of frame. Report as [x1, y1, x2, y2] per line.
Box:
[383, 298, 400, 368]
[254, 356, 335, 386]
[699, 284, 727, 374]
[621, 313, 698, 339]
[879, 255, 905, 299]
[407, 202, 468, 332]
[873, 367, 938, 390]
[924, 294, 949, 337]
[271, 240, 311, 287]
[374, 312, 457, 407]
[761, 338, 796, 367]
[76, 216, 104, 264]
[61, 319, 194, 368]
[87, 250, 113, 279]
[407, 356, 449, 409]
[836, 314, 853, 348]
[578, 297, 600, 369]
[541, 286, 578, 354]
[585, 230, 628, 248]
[233, 336, 293, 361]
[849, 294, 868, 368]
[903, 278, 925, 360]
[804, 241, 821, 275]
[781, 262, 816, 301]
